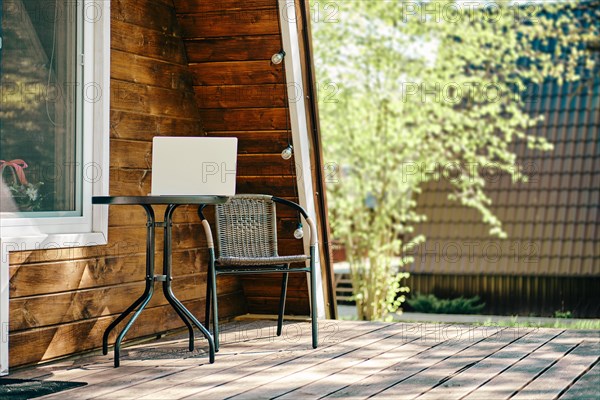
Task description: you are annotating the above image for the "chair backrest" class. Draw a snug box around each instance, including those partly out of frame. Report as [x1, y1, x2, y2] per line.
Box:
[215, 194, 278, 259]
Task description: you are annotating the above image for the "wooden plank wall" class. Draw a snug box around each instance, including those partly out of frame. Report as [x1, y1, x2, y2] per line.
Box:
[8, 0, 247, 368]
[173, 0, 310, 315]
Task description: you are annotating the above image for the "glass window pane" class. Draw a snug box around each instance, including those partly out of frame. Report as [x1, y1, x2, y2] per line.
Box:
[1, 0, 80, 214]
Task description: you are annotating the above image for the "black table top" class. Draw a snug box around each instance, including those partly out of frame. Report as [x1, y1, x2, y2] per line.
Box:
[92, 195, 230, 205]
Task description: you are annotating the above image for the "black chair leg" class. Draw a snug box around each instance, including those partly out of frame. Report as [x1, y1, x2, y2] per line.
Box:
[310, 248, 318, 349]
[205, 269, 212, 329]
[277, 265, 290, 336]
[209, 252, 220, 352]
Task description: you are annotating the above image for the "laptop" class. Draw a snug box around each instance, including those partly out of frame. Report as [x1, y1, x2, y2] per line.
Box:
[151, 137, 238, 196]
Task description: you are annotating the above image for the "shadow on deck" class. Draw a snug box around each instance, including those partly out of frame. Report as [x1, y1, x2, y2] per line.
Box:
[7, 320, 600, 399]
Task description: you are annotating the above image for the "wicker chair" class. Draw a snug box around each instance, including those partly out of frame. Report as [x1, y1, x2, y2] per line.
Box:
[198, 194, 318, 351]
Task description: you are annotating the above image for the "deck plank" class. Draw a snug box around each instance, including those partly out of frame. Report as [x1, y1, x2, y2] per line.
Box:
[512, 341, 600, 400]
[464, 331, 587, 400]
[323, 326, 512, 399]
[373, 327, 532, 399]
[31, 322, 286, 398]
[418, 329, 561, 400]
[29, 332, 221, 386]
[93, 320, 384, 399]
[278, 338, 434, 399]
[267, 324, 480, 399]
[40, 321, 319, 399]
[230, 324, 442, 399]
[560, 360, 600, 400]
[39, 341, 216, 399]
[168, 322, 399, 399]
[8, 357, 108, 381]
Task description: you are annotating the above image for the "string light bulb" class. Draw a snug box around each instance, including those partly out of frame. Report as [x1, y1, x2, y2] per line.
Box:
[271, 50, 286, 65]
[294, 223, 304, 239]
[281, 144, 293, 160]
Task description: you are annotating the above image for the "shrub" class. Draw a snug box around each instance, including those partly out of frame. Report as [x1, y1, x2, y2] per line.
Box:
[554, 310, 573, 319]
[407, 293, 486, 315]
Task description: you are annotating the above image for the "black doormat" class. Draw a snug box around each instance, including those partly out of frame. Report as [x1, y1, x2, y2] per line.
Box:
[0, 378, 87, 399]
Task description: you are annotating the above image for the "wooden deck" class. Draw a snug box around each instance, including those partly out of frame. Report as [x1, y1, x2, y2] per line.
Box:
[8, 320, 599, 399]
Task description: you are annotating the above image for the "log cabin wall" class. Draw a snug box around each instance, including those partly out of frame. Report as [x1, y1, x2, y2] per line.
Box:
[7, 0, 248, 368]
[173, 0, 310, 315]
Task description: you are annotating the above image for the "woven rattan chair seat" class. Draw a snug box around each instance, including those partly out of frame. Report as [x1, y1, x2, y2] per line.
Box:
[217, 255, 309, 266]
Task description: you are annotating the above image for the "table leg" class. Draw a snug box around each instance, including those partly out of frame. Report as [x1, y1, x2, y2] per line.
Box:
[162, 205, 195, 350]
[113, 285, 155, 367]
[163, 204, 216, 363]
[104, 204, 156, 368]
[102, 281, 151, 356]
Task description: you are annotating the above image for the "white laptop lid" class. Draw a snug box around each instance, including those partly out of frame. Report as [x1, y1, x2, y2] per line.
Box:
[151, 137, 238, 196]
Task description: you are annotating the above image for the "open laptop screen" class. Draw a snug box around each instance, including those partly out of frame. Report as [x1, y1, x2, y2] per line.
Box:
[151, 137, 238, 196]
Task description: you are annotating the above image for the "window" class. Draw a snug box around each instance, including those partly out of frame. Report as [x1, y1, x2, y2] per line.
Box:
[0, 0, 109, 234]
[1, 0, 81, 215]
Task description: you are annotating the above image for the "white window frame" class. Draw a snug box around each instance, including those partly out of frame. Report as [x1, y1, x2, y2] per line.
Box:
[0, 0, 110, 375]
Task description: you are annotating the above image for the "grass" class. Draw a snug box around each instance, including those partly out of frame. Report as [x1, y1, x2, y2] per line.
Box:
[477, 316, 600, 330]
[341, 314, 600, 329]
[338, 305, 600, 329]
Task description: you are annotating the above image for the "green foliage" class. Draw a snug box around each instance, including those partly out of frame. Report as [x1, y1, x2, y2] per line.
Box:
[311, 0, 599, 321]
[554, 310, 573, 319]
[407, 293, 486, 315]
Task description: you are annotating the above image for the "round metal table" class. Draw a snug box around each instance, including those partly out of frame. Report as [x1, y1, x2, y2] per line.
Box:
[92, 196, 229, 367]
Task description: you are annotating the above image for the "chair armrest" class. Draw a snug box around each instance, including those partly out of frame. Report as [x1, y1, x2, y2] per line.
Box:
[305, 217, 318, 247]
[201, 220, 215, 249]
[198, 205, 215, 249]
[272, 196, 318, 246]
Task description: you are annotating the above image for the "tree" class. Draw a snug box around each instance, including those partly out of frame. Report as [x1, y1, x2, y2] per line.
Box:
[311, 0, 599, 320]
